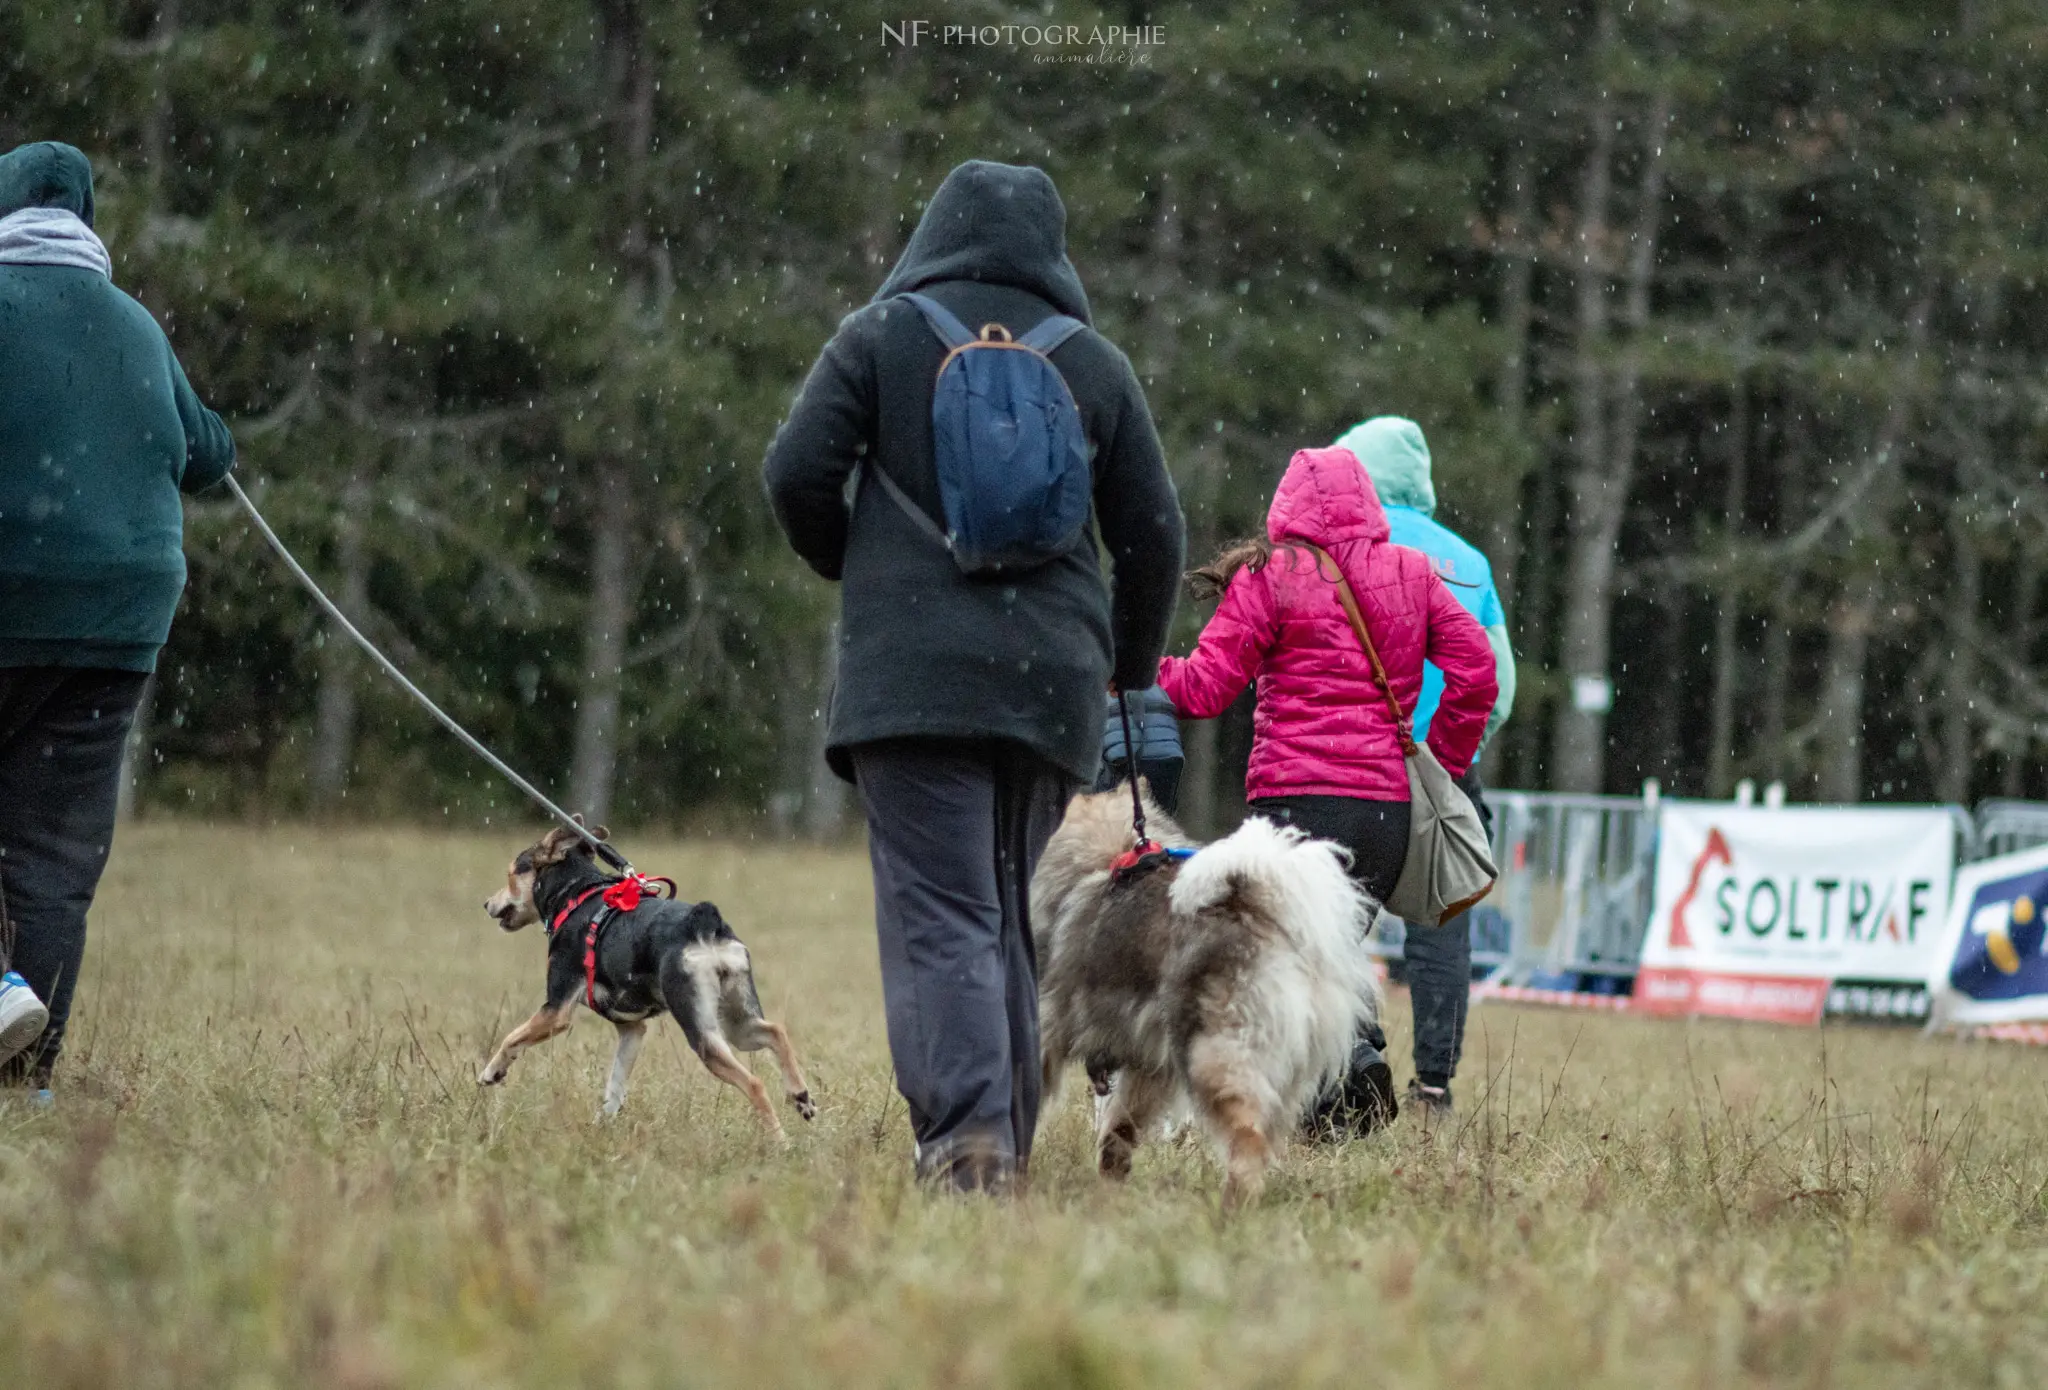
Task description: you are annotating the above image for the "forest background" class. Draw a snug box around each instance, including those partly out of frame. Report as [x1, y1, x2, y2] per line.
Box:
[6, 0, 2044, 836]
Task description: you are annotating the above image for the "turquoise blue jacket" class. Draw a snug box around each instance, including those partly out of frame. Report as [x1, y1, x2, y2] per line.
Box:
[1334, 416, 1515, 761]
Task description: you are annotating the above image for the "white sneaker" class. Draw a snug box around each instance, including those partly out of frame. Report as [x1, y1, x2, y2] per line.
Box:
[0, 972, 50, 1071]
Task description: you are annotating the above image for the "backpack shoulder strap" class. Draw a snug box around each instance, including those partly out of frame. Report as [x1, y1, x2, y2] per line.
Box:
[899, 292, 973, 349]
[1018, 313, 1085, 355]
[862, 462, 951, 551]
[1300, 543, 1418, 758]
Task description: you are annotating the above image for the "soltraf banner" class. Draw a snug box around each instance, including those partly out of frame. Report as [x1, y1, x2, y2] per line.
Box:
[1637, 805, 1958, 1025]
[1928, 843, 2048, 1027]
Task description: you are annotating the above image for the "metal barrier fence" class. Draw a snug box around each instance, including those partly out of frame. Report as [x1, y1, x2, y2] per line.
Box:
[1969, 800, 2048, 861]
[1371, 788, 1659, 985]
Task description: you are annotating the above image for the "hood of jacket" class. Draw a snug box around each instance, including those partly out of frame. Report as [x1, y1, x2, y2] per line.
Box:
[1266, 445, 1392, 548]
[872, 160, 1091, 323]
[1333, 415, 1435, 517]
[0, 141, 96, 227]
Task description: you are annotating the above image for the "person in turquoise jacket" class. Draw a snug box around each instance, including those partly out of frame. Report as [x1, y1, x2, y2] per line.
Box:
[0, 141, 235, 1093]
[1332, 416, 1515, 1121]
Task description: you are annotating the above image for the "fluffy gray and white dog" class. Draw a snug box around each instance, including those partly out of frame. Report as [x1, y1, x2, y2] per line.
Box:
[1032, 787, 1382, 1209]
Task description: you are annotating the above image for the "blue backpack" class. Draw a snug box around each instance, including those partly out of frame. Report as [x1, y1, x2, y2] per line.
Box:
[869, 291, 1093, 575]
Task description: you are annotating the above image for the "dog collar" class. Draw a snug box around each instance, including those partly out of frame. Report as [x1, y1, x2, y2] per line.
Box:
[1108, 841, 1196, 887]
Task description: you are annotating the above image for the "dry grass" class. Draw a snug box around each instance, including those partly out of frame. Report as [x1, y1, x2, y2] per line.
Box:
[3, 822, 2047, 1388]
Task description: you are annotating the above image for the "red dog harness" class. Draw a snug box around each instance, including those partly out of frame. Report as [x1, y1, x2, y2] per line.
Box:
[547, 872, 678, 1009]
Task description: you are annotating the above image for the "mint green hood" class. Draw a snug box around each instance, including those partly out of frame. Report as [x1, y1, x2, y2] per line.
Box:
[1333, 416, 1434, 517]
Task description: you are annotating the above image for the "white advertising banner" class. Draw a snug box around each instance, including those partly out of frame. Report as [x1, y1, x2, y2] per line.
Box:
[1637, 804, 1958, 1025]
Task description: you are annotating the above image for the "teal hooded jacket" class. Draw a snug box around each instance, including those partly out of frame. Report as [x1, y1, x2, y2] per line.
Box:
[0, 141, 235, 672]
[1333, 416, 1516, 760]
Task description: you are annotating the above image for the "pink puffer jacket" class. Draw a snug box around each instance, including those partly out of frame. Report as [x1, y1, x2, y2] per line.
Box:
[1157, 446, 1497, 802]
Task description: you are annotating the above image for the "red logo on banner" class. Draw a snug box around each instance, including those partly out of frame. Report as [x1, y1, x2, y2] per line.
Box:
[1667, 827, 1733, 949]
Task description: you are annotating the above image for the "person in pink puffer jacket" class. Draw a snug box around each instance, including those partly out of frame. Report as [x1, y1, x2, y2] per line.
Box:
[1156, 444, 1496, 1132]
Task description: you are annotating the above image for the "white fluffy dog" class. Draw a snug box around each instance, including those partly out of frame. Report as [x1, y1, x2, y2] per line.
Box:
[1032, 787, 1381, 1208]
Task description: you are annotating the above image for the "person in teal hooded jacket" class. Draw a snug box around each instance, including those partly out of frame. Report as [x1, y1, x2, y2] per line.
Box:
[1331, 416, 1515, 1120]
[0, 141, 235, 1092]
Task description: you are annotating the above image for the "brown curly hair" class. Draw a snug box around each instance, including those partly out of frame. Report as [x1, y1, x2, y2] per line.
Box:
[1188, 538, 1312, 600]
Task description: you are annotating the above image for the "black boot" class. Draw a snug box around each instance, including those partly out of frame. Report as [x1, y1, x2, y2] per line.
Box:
[1302, 1026, 1398, 1141]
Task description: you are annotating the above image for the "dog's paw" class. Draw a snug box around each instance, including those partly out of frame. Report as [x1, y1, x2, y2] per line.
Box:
[478, 1061, 507, 1086]
[791, 1090, 817, 1122]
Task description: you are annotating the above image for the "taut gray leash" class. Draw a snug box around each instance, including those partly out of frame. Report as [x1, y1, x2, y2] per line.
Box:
[224, 474, 630, 873]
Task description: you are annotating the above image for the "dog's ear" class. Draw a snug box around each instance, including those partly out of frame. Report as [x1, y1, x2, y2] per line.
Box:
[566, 814, 611, 843]
[533, 826, 585, 868]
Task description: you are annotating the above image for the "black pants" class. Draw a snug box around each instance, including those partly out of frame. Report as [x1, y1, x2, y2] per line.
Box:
[1249, 794, 1411, 904]
[851, 739, 1075, 1188]
[0, 666, 148, 1084]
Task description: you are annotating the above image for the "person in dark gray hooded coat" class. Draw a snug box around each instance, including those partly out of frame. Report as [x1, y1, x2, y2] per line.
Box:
[764, 160, 1184, 1189]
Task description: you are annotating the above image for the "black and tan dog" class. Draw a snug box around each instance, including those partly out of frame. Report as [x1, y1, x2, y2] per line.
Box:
[479, 826, 815, 1135]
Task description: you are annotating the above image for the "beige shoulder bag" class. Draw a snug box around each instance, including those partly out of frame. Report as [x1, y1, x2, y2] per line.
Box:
[1302, 544, 1497, 926]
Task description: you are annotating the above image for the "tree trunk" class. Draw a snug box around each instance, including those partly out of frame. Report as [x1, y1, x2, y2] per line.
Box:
[1815, 291, 1932, 803]
[141, 0, 179, 230]
[1488, 140, 1538, 622]
[801, 618, 848, 840]
[1759, 597, 1791, 788]
[1138, 156, 1184, 383]
[1939, 507, 1980, 805]
[1551, 51, 1671, 793]
[1706, 375, 1751, 797]
[2003, 548, 2038, 796]
[1940, 279, 2001, 806]
[566, 0, 656, 825]
[309, 470, 373, 807]
[569, 460, 634, 824]
[1650, 581, 1689, 788]
[598, 0, 655, 274]
[310, 332, 380, 809]
[1549, 61, 1615, 789]
[1760, 405, 1810, 789]
[1816, 572, 1879, 803]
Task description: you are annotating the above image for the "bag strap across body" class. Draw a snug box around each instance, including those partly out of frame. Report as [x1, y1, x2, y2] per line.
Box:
[1299, 543, 1418, 758]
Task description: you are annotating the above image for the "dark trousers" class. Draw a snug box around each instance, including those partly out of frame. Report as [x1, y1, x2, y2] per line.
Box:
[1393, 770, 1490, 1085]
[850, 739, 1075, 1188]
[1249, 794, 1410, 904]
[0, 666, 148, 1083]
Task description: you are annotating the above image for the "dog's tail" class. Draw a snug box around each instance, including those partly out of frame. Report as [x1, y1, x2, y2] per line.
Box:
[1168, 816, 1382, 1099]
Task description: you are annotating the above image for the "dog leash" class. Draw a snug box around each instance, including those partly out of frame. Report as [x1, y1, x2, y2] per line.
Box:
[1107, 689, 1189, 885]
[226, 474, 633, 874]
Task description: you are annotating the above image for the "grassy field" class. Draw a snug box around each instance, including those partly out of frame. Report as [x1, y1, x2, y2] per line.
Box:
[3, 822, 2046, 1388]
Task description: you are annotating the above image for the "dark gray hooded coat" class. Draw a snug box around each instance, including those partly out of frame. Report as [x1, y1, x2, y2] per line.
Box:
[764, 161, 1185, 782]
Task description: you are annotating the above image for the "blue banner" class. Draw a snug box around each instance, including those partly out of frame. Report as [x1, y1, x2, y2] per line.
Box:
[1947, 867, 2048, 1003]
